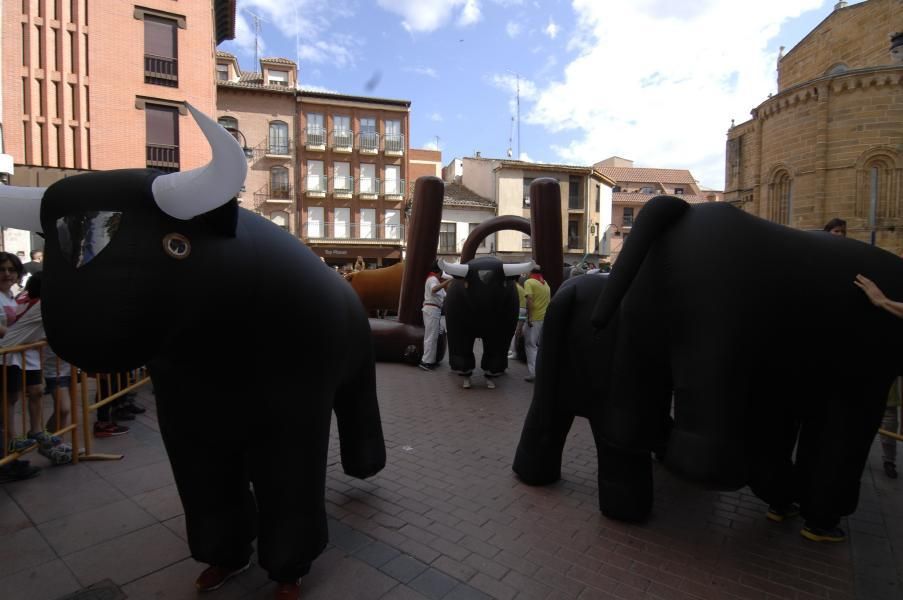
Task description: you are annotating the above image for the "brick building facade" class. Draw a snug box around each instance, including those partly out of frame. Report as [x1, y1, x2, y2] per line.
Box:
[725, 0, 903, 251]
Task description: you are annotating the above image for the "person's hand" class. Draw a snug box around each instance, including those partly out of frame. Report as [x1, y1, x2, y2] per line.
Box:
[854, 274, 886, 307]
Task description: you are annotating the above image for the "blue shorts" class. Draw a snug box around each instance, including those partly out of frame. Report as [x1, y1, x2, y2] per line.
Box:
[45, 375, 72, 394]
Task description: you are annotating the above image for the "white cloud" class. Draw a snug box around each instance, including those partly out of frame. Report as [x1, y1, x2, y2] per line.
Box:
[506, 21, 522, 38]
[376, 0, 482, 33]
[422, 139, 441, 150]
[299, 84, 339, 93]
[527, 0, 825, 188]
[430, 112, 445, 122]
[519, 151, 535, 162]
[544, 18, 559, 39]
[230, 0, 357, 68]
[404, 66, 440, 78]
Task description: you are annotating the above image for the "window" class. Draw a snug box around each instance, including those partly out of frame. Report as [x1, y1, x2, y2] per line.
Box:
[674, 187, 684, 195]
[84, 86, 89, 121]
[360, 117, 377, 151]
[522, 234, 532, 249]
[360, 208, 376, 239]
[360, 163, 376, 194]
[623, 207, 634, 227]
[307, 160, 325, 192]
[36, 26, 44, 69]
[568, 176, 582, 209]
[612, 185, 621, 192]
[54, 125, 62, 167]
[52, 29, 60, 71]
[216, 64, 228, 81]
[595, 184, 601, 213]
[144, 16, 178, 86]
[384, 165, 400, 195]
[217, 116, 239, 141]
[469, 223, 486, 248]
[270, 167, 290, 199]
[68, 31, 75, 73]
[332, 115, 352, 148]
[36, 123, 44, 164]
[37, 79, 44, 116]
[334, 162, 351, 191]
[523, 177, 535, 207]
[145, 104, 180, 171]
[640, 186, 654, 194]
[82, 33, 88, 75]
[22, 23, 27, 66]
[334, 207, 350, 238]
[269, 121, 289, 155]
[306, 113, 324, 146]
[568, 220, 581, 249]
[67, 83, 76, 119]
[769, 170, 792, 225]
[68, 126, 77, 168]
[385, 209, 400, 239]
[385, 119, 402, 153]
[268, 70, 289, 86]
[439, 222, 456, 253]
[307, 206, 324, 238]
[52, 81, 60, 118]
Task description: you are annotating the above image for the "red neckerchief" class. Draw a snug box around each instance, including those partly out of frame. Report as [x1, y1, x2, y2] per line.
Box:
[529, 273, 545, 284]
[426, 271, 441, 282]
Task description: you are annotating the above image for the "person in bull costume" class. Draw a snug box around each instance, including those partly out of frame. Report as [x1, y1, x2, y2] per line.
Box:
[0, 105, 386, 599]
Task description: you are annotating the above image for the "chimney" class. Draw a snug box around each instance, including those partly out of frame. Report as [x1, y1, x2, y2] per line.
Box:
[475, 151, 481, 158]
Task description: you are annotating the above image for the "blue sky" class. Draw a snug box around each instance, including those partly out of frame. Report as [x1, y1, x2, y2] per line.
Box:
[219, 0, 859, 190]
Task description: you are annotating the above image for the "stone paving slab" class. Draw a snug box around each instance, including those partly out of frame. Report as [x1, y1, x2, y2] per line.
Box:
[0, 353, 900, 599]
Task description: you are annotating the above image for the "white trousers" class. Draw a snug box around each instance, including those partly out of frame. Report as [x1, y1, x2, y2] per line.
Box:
[523, 320, 544, 376]
[422, 305, 442, 364]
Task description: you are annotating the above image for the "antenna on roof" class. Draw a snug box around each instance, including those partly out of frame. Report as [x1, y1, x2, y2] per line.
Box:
[245, 9, 267, 68]
[507, 116, 514, 158]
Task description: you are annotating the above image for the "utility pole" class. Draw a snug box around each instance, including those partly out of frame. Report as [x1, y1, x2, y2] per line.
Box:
[246, 10, 265, 68]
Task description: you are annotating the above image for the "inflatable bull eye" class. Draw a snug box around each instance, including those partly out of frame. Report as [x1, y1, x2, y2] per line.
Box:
[163, 233, 191, 259]
[55, 211, 122, 268]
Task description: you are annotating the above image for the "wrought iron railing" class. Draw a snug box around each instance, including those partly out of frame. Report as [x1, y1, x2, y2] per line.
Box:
[267, 137, 291, 156]
[358, 177, 380, 195]
[358, 132, 379, 152]
[302, 221, 404, 240]
[381, 179, 405, 196]
[305, 127, 326, 147]
[333, 176, 354, 194]
[384, 133, 404, 154]
[332, 129, 354, 150]
[305, 175, 327, 193]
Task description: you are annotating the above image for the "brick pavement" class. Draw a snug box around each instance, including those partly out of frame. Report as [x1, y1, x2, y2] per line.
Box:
[1, 350, 901, 599]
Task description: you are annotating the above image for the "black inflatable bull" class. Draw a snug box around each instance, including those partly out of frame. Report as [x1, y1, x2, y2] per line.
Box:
[0, 105, 385, 593]
[440, 257, 532, 387]
[517, 195, 903, 536]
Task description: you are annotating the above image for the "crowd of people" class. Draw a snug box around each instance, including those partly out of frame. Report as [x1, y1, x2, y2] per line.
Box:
[0, 250, 145, 484]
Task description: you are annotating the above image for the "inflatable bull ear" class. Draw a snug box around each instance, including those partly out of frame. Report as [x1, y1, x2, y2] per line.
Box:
[152, 103, 247, 221]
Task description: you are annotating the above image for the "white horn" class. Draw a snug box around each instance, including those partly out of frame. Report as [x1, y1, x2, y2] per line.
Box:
[152, 103, 247, 220]
[0, 186, 46, 232]
[438, 259, 469, 278]
[503, 261, 534, 277]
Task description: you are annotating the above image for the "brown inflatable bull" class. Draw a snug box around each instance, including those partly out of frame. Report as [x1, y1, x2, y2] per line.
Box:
[344, 262, 404, 317]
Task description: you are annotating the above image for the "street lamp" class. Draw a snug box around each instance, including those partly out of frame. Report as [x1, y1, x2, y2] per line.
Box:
[224, 127, 254, 160]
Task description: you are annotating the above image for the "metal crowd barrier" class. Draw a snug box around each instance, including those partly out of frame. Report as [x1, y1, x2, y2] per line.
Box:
[1, 340, 150, 467]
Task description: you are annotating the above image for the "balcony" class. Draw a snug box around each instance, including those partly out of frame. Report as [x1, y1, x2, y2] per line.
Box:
[144, 54, 178, 87]
[254, 184, 294, 207]
[358, 178, 380, 200]
[381, 179, 405, 200]
[333, 176, 354, 200]
[302, 221, 405, 242]
[358, 132, 379, 155]
[331, 130, 354, 153]
[567, 235, 584, 250]
[146, 144, 180, 172]
[305, 127, 326, 151]
[384, 133, 404, 156]
[305, 175, 327, 198]
[266, 138, 292, 158]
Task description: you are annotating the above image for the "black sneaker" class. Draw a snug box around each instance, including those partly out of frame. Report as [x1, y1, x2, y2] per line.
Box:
[418, 362, 433, 371]
[112, 408, 136, 421]
[123, 401, 146, 414]
[801, 524, 846, 543]
[0, 459, 41, 484]
[884, 461, 898, 479]
[766, 503, 800, 523]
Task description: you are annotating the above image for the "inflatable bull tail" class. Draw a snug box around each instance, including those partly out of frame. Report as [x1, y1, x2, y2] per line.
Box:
[591, 195, 690, 328]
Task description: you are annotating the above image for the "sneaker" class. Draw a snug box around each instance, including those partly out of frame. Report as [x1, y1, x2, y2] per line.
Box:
[93, 422, 129, 438]
[418, 362, 433, 371]
[801, 524, 846, 543]
[486, 379, 496, 390]
[7, 436, 37, 454]
[462, 378, 472, 389]
[524, 375, 535, 383]
[507, 352, 516, 359]
[274, 581, 300, 600]
[27, 430, 63, 448]
[111, 408, 136, 421]
[766, 503, 800, 523]
[195, 563, 250, 592]
[39, 443, 73, 465]
[123, 401, 146, 414]
[0, 459, 41, 483]
[884, 461, 898, 479]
